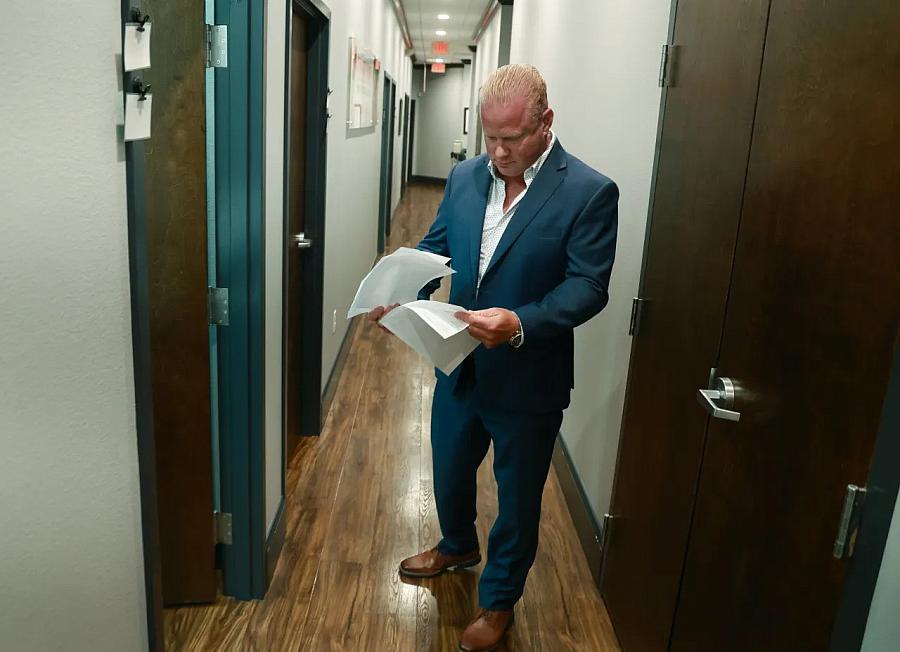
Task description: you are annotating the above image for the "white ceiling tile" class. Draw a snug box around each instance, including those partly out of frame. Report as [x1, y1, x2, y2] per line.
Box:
[400, 0, 491, 63]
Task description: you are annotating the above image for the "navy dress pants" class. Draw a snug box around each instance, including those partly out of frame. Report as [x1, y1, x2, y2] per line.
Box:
[431, 368, 563, 610]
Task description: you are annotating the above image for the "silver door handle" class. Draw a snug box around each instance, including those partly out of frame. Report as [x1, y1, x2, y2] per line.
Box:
[293, 233, 313, 249]
[697, 376, 741, 421]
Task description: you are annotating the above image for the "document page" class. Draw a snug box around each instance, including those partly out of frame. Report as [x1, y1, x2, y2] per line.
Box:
[346, 248, 478, 375]
[380, 301, 479, 375]
[347, 247, 454, 317]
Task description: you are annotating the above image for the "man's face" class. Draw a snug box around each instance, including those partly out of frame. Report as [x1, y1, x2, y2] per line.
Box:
[481, 94, 554, 179]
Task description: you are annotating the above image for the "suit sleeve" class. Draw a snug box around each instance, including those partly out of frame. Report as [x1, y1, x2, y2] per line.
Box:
[415, 165, 457, 300]
[514, 180, 618, 340]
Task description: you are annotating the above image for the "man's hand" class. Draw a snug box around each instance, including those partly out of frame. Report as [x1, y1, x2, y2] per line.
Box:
[366, 304, 400, 332]
[455, 308, 520, 349]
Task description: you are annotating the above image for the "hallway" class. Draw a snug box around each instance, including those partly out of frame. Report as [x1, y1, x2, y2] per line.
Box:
[163, 182, 620, 651]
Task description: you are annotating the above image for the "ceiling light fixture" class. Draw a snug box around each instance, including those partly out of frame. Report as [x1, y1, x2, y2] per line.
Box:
[435, 30, 447, 36]
[435, 58, 445, 63]
[437, 13, 450, 20]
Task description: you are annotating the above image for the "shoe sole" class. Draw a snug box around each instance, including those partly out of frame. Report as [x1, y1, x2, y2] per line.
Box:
[398, 556, 481, 578]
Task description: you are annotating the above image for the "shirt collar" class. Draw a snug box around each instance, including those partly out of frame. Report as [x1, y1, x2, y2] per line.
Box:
[487, 130, 556, 186]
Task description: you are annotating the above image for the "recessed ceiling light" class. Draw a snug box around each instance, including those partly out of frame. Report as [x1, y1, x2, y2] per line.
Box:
[437, 14, 450, 20]
[435, 58, 445, 63]
[435, 30, 447, 36]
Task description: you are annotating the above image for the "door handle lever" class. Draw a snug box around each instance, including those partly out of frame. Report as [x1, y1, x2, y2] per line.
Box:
[293, 233, 313, 249]
[697, 376, 741, 422]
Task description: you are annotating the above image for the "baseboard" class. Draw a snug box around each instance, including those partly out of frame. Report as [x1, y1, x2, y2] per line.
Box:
[265, 497, 286, 588]
[320, 315, 360, 427]
[552, 436, 604, 584]
[410, 174, 447, 185]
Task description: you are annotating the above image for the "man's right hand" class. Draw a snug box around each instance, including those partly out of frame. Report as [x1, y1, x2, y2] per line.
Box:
[366, 303, 400, 332]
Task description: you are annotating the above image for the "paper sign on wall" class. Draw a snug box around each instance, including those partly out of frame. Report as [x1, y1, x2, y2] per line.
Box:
[432, 41, 449, 55]
[124, 93, 152, 141]
[123, 23, 152, 72]
[432, 63, 446, 74]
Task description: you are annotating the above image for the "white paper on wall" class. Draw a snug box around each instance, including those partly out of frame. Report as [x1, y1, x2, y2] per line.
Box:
[123, 23, 152, 72]
[124, 93, 152, 141]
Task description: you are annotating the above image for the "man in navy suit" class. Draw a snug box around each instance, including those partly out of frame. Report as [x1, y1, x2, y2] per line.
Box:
[368, 64, 617, 651]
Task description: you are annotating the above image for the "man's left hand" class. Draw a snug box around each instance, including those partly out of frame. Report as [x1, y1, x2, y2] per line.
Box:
[455, 308, 520, 349]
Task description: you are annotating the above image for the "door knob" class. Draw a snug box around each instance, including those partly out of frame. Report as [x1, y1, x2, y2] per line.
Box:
[293, 233, 313, 249]
[697, 376, 741, 422]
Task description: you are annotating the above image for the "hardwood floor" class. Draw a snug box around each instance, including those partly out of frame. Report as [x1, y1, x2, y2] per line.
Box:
[164, 182, 621, 651]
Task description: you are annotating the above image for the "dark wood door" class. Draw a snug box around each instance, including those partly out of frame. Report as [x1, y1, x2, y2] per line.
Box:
[408, 99, 416, 180]
[377, 78, 393, 253]
[385, 80, 396, 238]
[600, 1, 771, 648]
[142, 0, 216, 604]
[401, 93, 409, 197]
[669, 2, 900, 648]
[285, 7, 309, 464]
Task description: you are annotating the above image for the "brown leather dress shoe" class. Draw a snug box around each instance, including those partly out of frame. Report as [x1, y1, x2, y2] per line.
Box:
[398, 546, 481, 578]
[458, 609, 514, 652]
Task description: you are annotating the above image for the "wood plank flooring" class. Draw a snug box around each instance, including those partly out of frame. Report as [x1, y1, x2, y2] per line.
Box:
[164, 182, 621, 651]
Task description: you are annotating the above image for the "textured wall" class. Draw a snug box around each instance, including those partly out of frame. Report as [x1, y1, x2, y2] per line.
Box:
[467, 11, 501, 156]
[0, 2, 147, 650]
[862, 490, 900, 650]
[412, 66, 468, 179]
[264, 0, 287, 536]
[318, 0, 413, 390]
[510, 0, 672, 523]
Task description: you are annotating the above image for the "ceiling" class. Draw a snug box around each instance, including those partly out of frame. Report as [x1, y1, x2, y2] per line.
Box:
[402, 0, 491, 64]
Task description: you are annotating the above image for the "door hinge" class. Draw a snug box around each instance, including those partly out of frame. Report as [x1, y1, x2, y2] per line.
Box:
[833, 484, 867, 559]
[598, 513, 615, 582]
[629, 297, 645, 336]
[206, 24, 228, 68]
[658, 43, 672, 87]
[208, 286, 229, 325]
[214, 511, 233, 545]
[601, 513, 614, 549]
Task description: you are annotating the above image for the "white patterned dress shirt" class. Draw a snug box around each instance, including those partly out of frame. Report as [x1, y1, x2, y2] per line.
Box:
[478, 130, 556, 286]
[477, 131, 556, 348]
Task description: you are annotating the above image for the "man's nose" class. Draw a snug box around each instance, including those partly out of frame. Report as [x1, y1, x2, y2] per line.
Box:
[495, 144, 509, 158]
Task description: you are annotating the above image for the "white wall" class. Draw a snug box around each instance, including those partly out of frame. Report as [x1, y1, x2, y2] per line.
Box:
[264, 0, 287, 534]
[468, 10, 502, 155]
[510, 0, 672, 523]
[261, 0, 412, 532]
[862, 490, 900, 650]
[319, 0, 412, 389]
[237, 0, 511, 586]
[412, 66, 468, 179]
[0, 3, 147, 651]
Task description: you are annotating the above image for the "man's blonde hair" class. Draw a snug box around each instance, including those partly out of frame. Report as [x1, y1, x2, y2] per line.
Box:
[479, 64, 548, 124]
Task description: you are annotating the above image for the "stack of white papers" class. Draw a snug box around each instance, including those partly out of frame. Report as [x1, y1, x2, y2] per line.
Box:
[348, 247, 479, 374]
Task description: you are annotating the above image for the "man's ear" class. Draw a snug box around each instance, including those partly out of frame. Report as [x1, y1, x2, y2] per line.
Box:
[542, 108, 555, 131]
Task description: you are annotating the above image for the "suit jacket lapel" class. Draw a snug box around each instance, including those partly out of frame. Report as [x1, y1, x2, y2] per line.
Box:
[466, 161, 493, 285]
[482, 141, 568, 283]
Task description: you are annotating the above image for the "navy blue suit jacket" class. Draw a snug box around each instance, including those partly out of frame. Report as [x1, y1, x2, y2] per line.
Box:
[417, 140, 618, 413]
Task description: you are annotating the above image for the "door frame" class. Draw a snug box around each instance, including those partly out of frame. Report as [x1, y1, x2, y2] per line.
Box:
[401, 92, 410, 197]
[599, 0, 679, 583]
[212, 0, 268, 600]
[377, 73, 396, 253]
[120, 2, 164, 647]
[830, 340, 900, 650]
[282, 0, 330, 444]
[408, 98, 416, 179]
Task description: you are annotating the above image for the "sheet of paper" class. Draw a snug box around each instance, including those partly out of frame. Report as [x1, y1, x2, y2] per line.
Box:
[123, 23, 152, 72]
[380, 301, 479, 375]
[124, 93, 152, 141]
[347, 247, 454, 318]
